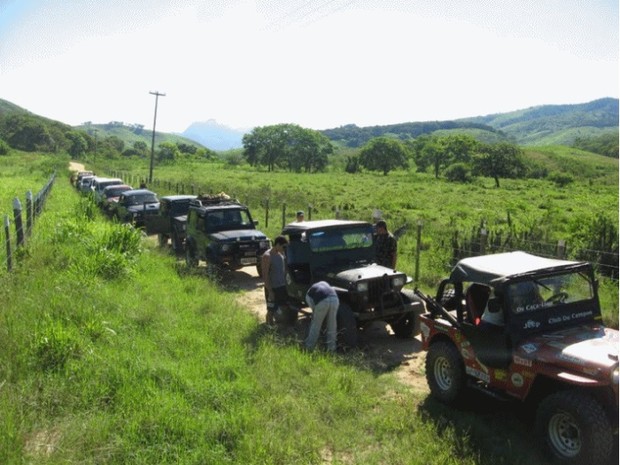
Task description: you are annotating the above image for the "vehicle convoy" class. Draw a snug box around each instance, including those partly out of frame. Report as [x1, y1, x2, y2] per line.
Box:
[184, 193, 270, 274]
[91, 177, 124, 205]
[144, 194, 197, 253]
[415, 251, 618, 465]
[113, 189, 160, 227]
[279, 219, 424, 347]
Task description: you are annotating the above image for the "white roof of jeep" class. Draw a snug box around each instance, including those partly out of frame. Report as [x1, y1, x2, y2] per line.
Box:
[450, 251, 582, 283]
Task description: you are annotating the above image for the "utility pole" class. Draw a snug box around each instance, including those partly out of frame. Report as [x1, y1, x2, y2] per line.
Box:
[148, 91, 166, 184]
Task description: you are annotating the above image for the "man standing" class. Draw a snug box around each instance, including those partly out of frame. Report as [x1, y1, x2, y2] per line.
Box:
[304, 281, 339, 352]
[296, 210, 305, 222]
[375, 220, 397, 269]
[261, 235, 289, 323]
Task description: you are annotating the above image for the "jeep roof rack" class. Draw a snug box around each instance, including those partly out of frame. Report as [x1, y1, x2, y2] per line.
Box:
[190, 192, 242, 208]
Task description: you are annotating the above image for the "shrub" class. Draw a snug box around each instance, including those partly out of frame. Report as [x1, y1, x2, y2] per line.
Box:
[548, 171, 574, 187]
[444, 162, 471, 183]
[0, 138, 10, 155]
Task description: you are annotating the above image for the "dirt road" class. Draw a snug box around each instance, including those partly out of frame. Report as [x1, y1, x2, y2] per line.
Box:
[232, 267, 428, 392]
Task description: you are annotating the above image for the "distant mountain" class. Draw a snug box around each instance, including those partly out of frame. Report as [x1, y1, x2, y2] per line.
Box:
[180, 120, 247, 151]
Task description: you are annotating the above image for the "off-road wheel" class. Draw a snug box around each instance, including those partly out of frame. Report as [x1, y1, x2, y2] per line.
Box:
[391, 290, 422, 338]
[425, 340, 465, 404]
[390, 313, 417, 338]
[185, 245, 198, 268]
[336, 302, 358, 350]
[535, 390, 613, 465]
[171, 231, 183, 254]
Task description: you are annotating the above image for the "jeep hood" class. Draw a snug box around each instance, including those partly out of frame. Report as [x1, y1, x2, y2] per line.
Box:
[516, 325, 619, 375]
[209, 229, 267, 241]
[328, 263, 404, 282]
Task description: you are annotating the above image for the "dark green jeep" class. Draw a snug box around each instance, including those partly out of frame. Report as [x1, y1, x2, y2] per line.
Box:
[280, 219, 424, 347]
[184, 194, 270, 274]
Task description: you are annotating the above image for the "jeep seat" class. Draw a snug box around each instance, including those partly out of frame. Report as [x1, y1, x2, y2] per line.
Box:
[465, 283, 491, 325]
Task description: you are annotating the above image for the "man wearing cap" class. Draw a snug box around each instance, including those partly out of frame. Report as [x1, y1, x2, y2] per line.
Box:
[375, 220, 397, 269]
[296, 210, 305, 222]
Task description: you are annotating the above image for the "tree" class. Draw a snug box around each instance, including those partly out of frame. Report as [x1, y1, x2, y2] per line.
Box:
[242, 124, 333, 172]
[66, 131, 88, 159]
[473, 142, 525, 187]
[157, 141, 180, 163]
[358, 137, 409, 175]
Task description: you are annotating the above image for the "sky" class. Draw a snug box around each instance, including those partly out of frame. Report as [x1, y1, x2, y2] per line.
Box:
[0, 0, 618, 133]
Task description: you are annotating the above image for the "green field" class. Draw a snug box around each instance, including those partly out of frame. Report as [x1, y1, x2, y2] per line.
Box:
[0, 149, 618, 464]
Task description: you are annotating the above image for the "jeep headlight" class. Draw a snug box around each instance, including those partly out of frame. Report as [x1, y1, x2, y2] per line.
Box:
[259, 240, 270, 249]
[356, 281, 369, 292]
[132, 212, 139, 218]
[392, 275, 406, 288]
[221, 244, 232, 252]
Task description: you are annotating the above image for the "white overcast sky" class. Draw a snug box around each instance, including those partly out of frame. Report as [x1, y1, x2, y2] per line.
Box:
[0, 0, 618, 133]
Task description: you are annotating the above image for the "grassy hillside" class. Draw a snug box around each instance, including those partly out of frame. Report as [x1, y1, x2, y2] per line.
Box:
[75, 122, 207, 150]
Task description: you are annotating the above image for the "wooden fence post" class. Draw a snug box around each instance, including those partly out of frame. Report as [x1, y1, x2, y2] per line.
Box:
[13, 198, 25, 248]
[281, 203, 286, 229]
[479, 228, 487, 256]
[308, 205, 312, 221]
[4, 215, 11, 272]
[26, 190, 33, 237]
[415, 220, 423, 283]
[557, 240, 566, 259]
[264, 199, 269, 228]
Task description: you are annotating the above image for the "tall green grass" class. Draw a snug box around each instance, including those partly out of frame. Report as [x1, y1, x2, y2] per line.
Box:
[0, 165, 561, 464]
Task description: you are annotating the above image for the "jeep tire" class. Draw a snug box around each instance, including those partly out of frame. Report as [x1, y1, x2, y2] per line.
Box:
[425, 340, 466, 404]
[535, 390, 613, 465]
[336, 302, 357, 349]
[185, 244, 199, 268]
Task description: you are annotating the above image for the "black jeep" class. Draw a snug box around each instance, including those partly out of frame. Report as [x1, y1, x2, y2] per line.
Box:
[184, 194, 270, 274]
[280, 219, 424, 347]
[144, 194, 197, 253]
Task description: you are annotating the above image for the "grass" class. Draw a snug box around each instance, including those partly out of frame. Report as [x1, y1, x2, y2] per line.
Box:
[1, 163, 567, 465]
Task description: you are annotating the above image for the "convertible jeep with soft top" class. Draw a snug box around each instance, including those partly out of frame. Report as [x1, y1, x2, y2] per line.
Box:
[280, 219, 424, 347]
[416, 251, 618, 465]
[184, 194, 270, 274]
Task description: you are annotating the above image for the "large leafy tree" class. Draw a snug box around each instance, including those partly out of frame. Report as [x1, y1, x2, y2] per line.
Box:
[66, 131, 88, 159]
[359, 136, 409, 175]
[473, 142, 525, 187]
[242, 124, 333, 172]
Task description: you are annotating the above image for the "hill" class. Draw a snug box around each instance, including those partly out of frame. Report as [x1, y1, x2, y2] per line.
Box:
[460, 97, 619, 146]
[75, 121, 205, 150]
[317, 98, 618, 150]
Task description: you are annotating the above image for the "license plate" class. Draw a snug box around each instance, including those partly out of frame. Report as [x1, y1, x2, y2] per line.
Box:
[240, 258, 256, 265]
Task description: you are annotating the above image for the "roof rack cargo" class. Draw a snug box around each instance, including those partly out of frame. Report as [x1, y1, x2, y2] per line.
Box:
[189, 192, 241, 208]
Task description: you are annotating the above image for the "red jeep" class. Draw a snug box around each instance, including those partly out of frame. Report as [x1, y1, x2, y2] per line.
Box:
[416, 251, 618, 464]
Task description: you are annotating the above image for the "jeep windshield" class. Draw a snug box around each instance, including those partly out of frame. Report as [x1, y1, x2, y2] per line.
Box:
[308, 225, 373, 254]
[504, 267, 601, 337]
[205, 209, 254, 232]
[126, 194, 158, 205]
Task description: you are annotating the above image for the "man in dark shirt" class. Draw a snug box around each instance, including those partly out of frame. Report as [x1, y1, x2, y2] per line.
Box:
[374, 220, 397, 269]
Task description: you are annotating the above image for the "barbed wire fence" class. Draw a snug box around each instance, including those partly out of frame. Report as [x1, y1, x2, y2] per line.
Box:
[1, 172, 56, 273]
[105, 170, 620, 284]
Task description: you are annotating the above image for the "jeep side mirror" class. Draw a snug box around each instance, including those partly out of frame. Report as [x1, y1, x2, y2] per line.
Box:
[487, 298, 501, 313]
